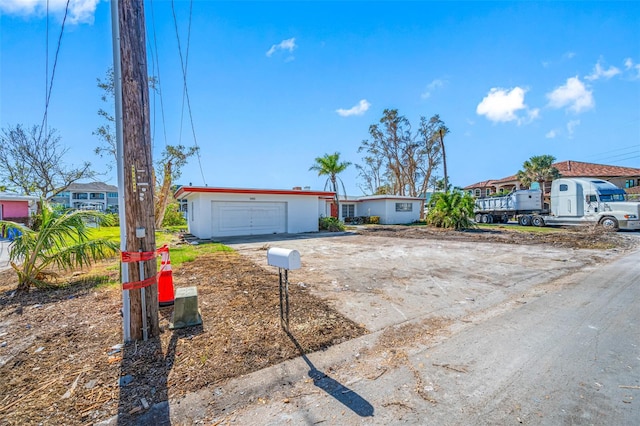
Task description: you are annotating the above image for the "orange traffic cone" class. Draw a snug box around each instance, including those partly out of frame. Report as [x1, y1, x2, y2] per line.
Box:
[158, 245, 175, 306]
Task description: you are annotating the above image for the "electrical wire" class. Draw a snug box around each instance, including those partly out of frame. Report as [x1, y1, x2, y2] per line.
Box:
[148, 0, 169, 151]
[171, 0, 207, 186]
[39, 0, 70, 143]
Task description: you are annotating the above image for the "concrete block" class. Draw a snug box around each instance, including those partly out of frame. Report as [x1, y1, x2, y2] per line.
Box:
[169, 286, 202, 329]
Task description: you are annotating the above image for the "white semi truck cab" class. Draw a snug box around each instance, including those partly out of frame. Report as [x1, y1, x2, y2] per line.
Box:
[548, 178, 640, 231]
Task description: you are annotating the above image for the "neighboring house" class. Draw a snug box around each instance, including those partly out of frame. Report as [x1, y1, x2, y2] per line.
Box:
[337, 195, 423, 225]
[465, 161, 640, 197]
[174, 186, 335, 238]
[0, 193, 38, 224]
[50, 182, 119, 212]
[174, 185, 424, 239]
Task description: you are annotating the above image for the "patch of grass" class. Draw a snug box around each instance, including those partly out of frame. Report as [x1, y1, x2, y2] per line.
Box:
[476, 223, 565, 234]
[88, 226, 180, 246]
[165, 242, 234, 267]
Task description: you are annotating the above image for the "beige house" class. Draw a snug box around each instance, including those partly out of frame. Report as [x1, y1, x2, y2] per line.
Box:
[465, 161, 640, 199]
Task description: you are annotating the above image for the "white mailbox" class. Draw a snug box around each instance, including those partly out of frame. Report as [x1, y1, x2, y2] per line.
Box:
[267, 248, 301, 270]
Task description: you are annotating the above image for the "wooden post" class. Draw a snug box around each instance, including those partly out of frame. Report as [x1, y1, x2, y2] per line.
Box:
[118, 0, 159, 340]
[439, 129, 448, 193]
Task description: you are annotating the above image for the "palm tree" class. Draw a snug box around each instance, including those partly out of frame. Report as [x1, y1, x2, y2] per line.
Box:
[425, 190, 476, 230]
[309, 152, 352, 215]
[1, 201, 118, 292]
[516, 155, 561, 193]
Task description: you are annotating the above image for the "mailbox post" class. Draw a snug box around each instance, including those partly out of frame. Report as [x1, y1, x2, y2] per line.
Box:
[267, 248, 301, 331]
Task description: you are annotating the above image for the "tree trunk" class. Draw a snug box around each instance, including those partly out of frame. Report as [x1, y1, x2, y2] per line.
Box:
[439, 129, 448, 193]
[119, 0, 159, 340]
[154, 161, 172, 229]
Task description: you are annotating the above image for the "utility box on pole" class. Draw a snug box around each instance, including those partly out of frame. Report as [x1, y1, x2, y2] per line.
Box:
[116, 0, 159, 340]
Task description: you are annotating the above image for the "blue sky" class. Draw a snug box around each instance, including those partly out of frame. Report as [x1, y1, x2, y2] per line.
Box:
[1, 0, 639, 195]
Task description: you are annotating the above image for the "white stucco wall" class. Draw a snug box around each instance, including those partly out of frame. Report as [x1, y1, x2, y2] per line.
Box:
[183, 191, 322, 239]
[357, 197, 422, 224]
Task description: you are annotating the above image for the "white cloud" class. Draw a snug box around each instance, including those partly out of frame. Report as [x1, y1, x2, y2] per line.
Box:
[546, 77, 594, 113]
[566, 119, 580, 138]
[421, 79, 446, 99]
[624, 57, 640, 79]
[545, 130, 557, 139]
[476, 87, 535, 124]
[266, 37, 297, 58]
[0, 0, 99, 24]
[336, 99, 371, 117]
[563, 51, 576, 60]
[585, 59, 621, 81]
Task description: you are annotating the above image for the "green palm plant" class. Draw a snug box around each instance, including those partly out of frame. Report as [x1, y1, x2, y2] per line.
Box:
[516, 155, 561, 193]
[426, 190, 476, 230]
[1, 202, 118, 292]
[309, 152, 352, 210]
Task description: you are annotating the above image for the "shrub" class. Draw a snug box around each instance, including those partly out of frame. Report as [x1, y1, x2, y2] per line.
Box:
[368, 216, 380, 224]
[425, 190, 476, 230]
[319, 216, 345, 232]
[162, 201, 187, 227]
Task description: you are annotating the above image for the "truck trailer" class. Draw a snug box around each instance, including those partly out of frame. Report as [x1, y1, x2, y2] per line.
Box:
[474, 177, 640, 231]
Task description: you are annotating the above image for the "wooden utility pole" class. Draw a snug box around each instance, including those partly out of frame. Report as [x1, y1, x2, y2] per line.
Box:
[117, 0, 159, 340]
[439, 128, 448, 193]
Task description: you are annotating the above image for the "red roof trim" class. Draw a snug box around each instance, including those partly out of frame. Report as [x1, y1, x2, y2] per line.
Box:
[175, 186, 335, 198]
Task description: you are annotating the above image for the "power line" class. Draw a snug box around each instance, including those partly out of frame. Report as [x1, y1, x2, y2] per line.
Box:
[171, 0, 206, 186]
[148, 0, 169, 151]
[39, 0, 70, 142]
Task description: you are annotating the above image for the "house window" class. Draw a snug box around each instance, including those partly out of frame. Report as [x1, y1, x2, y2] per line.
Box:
[395, 203, 412, 212]
[107, 192, 118, 198]
[90, 193, 105, 200]
[73, 193, 88, 200]
[626, 179, 637, 188]
[341, 204, 355, 218]
[485, 188, 492, 196]
[474, 189, 481, 197]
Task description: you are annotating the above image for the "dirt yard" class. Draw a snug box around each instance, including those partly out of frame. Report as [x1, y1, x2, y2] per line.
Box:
[0, 225, 638, 425]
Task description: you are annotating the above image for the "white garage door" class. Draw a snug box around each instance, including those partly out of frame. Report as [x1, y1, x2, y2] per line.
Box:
[211, 201, 287, 237]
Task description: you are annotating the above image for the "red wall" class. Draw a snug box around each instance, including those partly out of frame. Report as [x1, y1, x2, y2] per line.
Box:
[1, 201, 29, 219]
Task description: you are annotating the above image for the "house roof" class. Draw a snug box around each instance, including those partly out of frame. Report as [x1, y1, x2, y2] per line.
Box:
[553, 160, 640, 177]
[0, 192, 38, 202]
[625, 186, 640, 195]
[65, 182, 118, 192]
[463, 180, 496, 190]
[464, 160, 640, 189]
[174, 186, 336, 198]
[357, 195, 423, 202]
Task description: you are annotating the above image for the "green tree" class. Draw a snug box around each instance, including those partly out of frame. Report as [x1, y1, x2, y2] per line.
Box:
[425, 190, 476, 230]
[516, 155, 561, 192]
[309, 152, 352, 211]
[1, 202, 118, 292]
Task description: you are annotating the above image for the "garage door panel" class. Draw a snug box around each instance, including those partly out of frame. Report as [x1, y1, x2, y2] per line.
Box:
[212, 201, 286, 236]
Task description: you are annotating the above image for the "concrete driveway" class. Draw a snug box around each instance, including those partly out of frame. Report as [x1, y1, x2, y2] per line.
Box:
[224, 232, 618, 332]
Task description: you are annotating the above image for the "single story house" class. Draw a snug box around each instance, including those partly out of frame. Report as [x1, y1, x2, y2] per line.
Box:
[174, 186, 336, 238]
[175, 186, 424, 239]
[0, 193, 38, 224]
[465, 160, 640, 197]
[49, 182, 119, 212]
[338, 195, 423, 224]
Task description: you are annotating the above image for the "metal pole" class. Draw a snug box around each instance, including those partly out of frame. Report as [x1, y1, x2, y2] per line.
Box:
[139, 249, 148, 341]
[110, 0, 130, 343]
